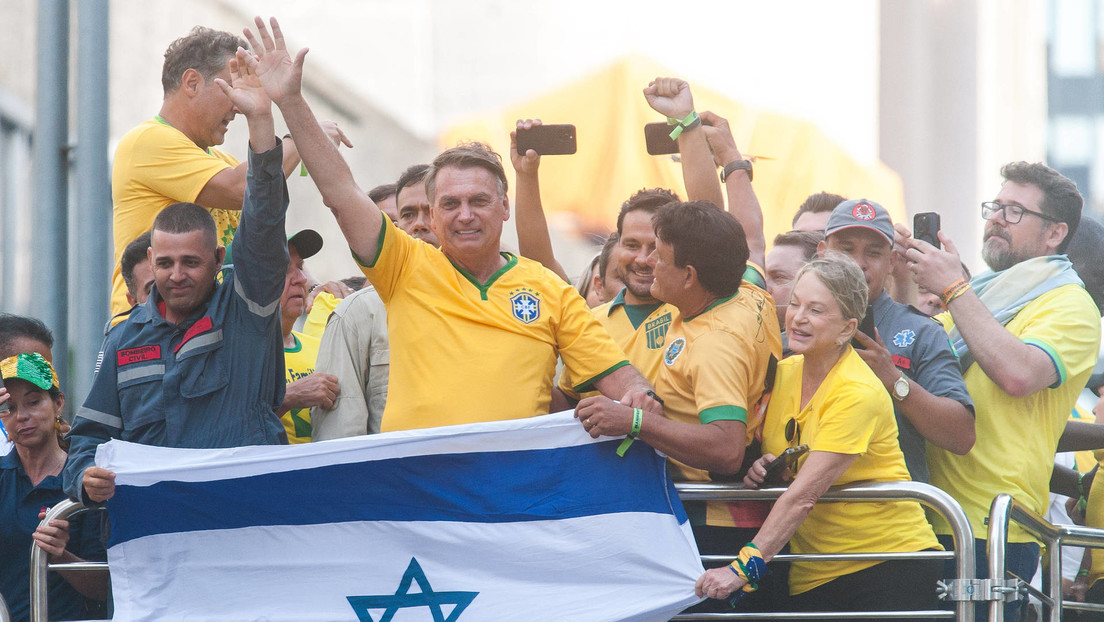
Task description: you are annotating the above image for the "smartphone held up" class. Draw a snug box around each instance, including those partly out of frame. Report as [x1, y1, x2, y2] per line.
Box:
[515, 124, 577, 156]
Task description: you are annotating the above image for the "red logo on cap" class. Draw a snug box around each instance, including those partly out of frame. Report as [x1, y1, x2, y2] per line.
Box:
[852, 202, 876, 221]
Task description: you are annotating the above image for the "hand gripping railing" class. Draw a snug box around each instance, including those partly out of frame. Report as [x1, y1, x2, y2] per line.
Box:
[986, 493, 1104, 622]
[673, 480, 976, 620]
[28, 498, 110, 622]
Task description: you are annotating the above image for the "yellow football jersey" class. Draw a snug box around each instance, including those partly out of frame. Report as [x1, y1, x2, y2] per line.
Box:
[359, 218, 628, 431]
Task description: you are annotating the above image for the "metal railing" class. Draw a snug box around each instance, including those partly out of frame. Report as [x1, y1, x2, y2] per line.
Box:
[986, 493, 1104, 622]
[28, 498, 109, 622]
[27, 482, 1008, 621]
[672, 480, 976, 620]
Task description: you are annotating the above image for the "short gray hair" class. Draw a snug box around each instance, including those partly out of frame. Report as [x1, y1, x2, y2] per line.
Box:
[792, 251, 868, 323]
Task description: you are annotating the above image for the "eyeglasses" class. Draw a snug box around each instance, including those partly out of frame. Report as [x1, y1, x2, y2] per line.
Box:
[981, 201, 1060, 225]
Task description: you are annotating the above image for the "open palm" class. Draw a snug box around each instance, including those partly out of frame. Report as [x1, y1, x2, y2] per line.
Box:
[242, 16, 306, 105]
[219, 50, 271, 117]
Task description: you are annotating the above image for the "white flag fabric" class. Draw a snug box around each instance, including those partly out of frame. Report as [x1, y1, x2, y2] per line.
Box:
[97, 411, 704, 621]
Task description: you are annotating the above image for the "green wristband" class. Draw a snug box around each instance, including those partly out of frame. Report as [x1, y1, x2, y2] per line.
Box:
[616, 408, 643, 458]
[666, 111, 701, 140]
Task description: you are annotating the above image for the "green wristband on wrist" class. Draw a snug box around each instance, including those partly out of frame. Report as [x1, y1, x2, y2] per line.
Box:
[666, 111, 701, 140]
[616, 408, 643, 457]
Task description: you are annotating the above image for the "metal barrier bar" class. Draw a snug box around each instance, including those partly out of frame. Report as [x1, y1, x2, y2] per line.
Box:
[987, 493, 1104, 622]
[673, 611, 953, 620]
[28, 483, 974, 620]
[674, 481, 975, 621]
[28, 499, 109, 622]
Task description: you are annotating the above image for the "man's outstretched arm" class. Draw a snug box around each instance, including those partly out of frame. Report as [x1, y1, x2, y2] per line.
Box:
[511, 119, 569, 281]
[196, 120, 348, 211]
[242, 17, 378, 262]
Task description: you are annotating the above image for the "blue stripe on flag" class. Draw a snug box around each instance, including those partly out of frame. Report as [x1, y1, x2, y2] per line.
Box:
[107, 439, 687, 546]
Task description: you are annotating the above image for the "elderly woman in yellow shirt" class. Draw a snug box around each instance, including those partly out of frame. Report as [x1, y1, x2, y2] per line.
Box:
[696, 253, 942, 617]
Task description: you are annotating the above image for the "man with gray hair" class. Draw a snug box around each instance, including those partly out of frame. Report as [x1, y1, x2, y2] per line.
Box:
[109, 24, 348, 317]
[248, 16, 655, 432]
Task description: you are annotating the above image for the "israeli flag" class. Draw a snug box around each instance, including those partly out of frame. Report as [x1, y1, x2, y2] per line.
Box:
[98, 412, 704, 621]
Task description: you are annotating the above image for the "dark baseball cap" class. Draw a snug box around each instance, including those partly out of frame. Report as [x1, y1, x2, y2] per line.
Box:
[288, 229, 323, 259]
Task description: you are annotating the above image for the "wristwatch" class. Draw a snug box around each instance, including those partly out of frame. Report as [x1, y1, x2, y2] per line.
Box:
[891, 374, 910, 402]
[720, 159, 753, 183]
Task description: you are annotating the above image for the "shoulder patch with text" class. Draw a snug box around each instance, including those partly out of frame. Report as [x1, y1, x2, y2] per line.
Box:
[117, 345, 161, 366]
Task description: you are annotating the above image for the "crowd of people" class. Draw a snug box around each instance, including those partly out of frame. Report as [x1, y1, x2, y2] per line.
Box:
[5, 13, 1104, 622]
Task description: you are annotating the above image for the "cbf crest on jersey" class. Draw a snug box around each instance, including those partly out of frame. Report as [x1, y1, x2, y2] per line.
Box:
[664, 337, 687, 366]
[508, 288, 541, 324]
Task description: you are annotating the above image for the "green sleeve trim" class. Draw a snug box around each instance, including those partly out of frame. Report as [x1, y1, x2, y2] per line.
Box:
[699, 405, 748, 425]
[573, 360, 630, 393]
[352, 217, 389, 269]
[742, 264, 766, 289]
[1023, 337, 1067, 388]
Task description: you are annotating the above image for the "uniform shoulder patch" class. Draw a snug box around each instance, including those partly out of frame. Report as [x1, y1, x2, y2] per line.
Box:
[892, 329, 916, 348]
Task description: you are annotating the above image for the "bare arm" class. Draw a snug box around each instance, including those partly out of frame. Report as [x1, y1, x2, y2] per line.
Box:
[243, 18, 376, 261]
[1058, 420, 1104, 452]
[510, 119, 568, 281]
[642, 78, 725, 210]
[277, 372, 339, 416]
[32, 515, 110, 600]
[902, 230, 1058, 397]
[192, 121, 347, 211]
[577, 395, 750, 474]
[590, 364, 657, 410]
[700, 111, 766, 269]
[695, 450, 857, 599]
[853, 329, 975, 454]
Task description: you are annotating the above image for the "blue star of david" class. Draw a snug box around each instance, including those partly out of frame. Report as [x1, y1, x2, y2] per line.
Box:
[347, 557, 478, 622]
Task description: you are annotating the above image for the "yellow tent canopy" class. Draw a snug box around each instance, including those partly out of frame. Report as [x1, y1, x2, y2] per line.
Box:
[440, 56, 906, 244]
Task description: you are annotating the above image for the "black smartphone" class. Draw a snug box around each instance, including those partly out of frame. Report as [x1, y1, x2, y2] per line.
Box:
[851, 304, 876, 349]
[762, 444, 809, 487]
[914, 212, 941, 249]
[515, 124, 577, 156]
[0, 376, 7, 413]
[644, 122, 679, 155]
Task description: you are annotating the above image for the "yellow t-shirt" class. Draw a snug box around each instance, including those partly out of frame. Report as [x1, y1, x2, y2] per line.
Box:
[282, 331, 320, 444]
[1085, 450, 1104, 588]
[928, 284, 1100, 543]
[557, 293, 676, 398]
[763, 348, 941, 594]
[359, 218, 628, 432]
[302, 291, 341, 340]
[657, 283, 782, 527]
[110, 118, 241, 316]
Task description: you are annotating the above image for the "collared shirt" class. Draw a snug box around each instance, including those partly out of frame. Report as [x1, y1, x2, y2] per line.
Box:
[110, 117, 241, 317]
[870, 291, 974, 482]
[1, 452, 106, 621]
[657, 282, 782, 528]
[558, 288, 676, 398]
[64, 142, 290, 502]
[311, 286, 390, 439]
[357, 217, 628, 432]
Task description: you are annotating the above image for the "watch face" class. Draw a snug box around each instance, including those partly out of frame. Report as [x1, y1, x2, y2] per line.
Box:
[893, 376, 909, 399]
